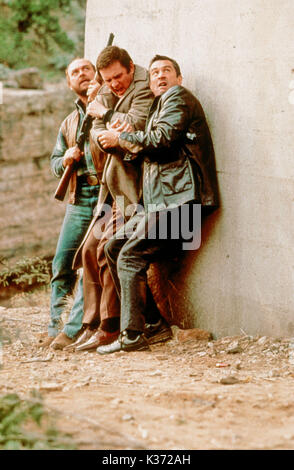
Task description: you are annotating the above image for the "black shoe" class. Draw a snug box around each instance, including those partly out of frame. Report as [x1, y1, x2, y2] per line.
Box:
[144, 318, 173, 345]
[97, 330, 150, 355]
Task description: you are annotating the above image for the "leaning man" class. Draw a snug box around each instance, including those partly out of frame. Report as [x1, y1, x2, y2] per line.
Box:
[96, 55, 219, 354]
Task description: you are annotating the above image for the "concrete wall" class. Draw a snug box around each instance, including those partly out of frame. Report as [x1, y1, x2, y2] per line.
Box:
[85, 0, 294, 337]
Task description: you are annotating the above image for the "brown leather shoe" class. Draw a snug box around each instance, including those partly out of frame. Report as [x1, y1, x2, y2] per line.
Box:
[50, 332, 74, 350]
[76, 328, 119, 351]
[64, 328, 94, 351]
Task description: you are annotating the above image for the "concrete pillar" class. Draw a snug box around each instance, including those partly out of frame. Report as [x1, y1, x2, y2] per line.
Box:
[85, 0, 294, 337]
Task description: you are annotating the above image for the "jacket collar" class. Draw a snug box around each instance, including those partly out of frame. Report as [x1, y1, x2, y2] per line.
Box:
[159, 85, 183, 103]
[75, 98, 86, 116]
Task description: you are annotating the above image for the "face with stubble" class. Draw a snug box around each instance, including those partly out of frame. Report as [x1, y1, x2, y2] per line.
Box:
[149, 59, 182, 97]
[99, 60, 135, 97]
[67, 59, 96, 97]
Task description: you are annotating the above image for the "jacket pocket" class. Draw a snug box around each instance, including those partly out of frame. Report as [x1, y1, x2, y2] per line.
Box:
[159, 157, 193, 195]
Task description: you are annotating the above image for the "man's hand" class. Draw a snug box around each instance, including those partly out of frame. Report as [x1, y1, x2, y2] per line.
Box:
[98, 130, 120, 149]
[107, 118, 133, 133]
[98, 119, 134, 149]
[62, 146, 83, 167]
[87, 99, 108, 119]
[87, 80, 102, 103]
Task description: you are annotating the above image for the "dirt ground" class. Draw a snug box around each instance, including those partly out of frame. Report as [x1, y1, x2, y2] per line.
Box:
[1, 291, 294, 451]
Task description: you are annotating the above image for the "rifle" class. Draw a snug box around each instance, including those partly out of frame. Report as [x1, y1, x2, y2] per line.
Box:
[54, 32, 115, 201]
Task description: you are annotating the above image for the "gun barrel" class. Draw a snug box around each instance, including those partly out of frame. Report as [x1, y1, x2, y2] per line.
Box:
[107, 33, 114, 46]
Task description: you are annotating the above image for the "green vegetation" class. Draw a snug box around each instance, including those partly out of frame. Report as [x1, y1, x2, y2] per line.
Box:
[0, 0, 86, 78]
[0, 391, 76, 449]
[0, 256, 51, 289]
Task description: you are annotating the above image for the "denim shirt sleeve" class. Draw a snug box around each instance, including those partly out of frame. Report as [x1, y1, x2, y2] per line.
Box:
[50, 128, 68, 178]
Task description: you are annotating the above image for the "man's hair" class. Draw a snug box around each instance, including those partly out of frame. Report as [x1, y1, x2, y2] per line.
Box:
[65, 57, 95, 85]
[149, 55, 182, 77]
[96, 46, 133, 73]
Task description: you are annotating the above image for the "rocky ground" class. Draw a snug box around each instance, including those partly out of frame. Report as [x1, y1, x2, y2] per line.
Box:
[1, 291, 294, 451]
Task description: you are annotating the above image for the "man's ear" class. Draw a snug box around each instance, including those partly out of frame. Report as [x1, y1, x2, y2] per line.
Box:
[129, 61, 135, 74]
[177, 75, 183, 86]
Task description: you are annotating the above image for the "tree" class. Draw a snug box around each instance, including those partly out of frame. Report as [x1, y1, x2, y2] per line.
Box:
[0, 0, 84, 69]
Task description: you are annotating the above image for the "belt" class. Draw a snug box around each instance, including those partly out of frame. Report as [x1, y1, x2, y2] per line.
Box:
[78, 173, 99, 186]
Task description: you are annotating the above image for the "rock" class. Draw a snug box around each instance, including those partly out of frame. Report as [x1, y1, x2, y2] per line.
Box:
[39, 382, 63, 392]
[288, 352, 294, 365]
[227, 340, 243, 354]
[257, 336, 268, 346]
[3, 80, 19, 88]
[122, 414, 134, 421]
[149, 370, 162, 376]
[176, 328, 213, 342]
[111, 398, 123, 406]
[13, 67, 44, 89]
[138, 425, 149, 439]
[74, 381, 90, 388]
[268, 369, 280, 378]
[220, 375, 240, 385]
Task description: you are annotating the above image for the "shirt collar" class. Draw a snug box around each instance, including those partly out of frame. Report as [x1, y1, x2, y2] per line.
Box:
[75, 98, 87, 115]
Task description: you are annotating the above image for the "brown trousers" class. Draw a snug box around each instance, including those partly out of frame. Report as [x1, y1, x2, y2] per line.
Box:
[82, 202, 124, 326]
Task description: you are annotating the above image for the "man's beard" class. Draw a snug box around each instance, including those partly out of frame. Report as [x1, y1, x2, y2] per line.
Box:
[79, 88, 88, 97]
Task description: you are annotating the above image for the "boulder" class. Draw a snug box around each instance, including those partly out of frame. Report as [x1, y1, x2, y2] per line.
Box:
[13, 67, 44, 89]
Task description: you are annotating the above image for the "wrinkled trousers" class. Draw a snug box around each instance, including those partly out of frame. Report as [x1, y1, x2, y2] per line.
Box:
[104, 209, 183, 333]
[105, 203, 201, 332]
[81, 202, 124, 327]
[48, 183, 99, 338]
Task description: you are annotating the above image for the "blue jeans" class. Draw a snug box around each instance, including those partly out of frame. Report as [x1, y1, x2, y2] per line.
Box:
[48, 183, 99, 338]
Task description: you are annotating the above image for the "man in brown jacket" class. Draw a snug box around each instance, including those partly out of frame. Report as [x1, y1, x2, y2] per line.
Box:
[41, 58, 103, 350]
[68, 46, 169, 352]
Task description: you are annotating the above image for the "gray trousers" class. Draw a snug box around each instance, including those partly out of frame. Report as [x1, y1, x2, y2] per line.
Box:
[104, 207, 193, 332]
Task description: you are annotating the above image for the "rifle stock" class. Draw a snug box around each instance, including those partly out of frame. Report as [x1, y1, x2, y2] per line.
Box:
[54, 164, 75, 201]
[54, 114, 94, 201]
[54, 32, 114, 201]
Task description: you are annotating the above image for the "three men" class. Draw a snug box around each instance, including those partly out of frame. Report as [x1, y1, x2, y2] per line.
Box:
[94, 55, 219, 354]
[67, 46, 166, 352]
[42, 58, 103, 349]
[45, 49, 218, 354]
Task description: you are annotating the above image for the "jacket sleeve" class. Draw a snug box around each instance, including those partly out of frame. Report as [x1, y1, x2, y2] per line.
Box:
[110, 83, 154, 131]
[50, 127, 68, 178]
[90, 83, 154, 152]
[90, 95, 108, 146]
[118, 87, 192, 156]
